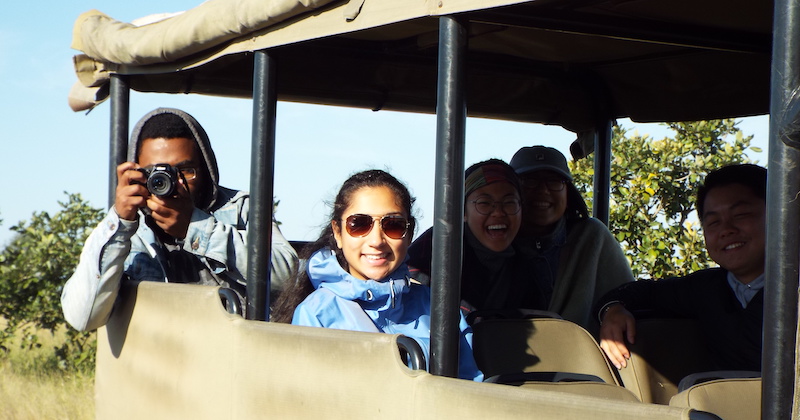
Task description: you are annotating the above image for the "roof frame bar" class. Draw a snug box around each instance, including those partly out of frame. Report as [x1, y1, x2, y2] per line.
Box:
[593, 120, 612, 225]
[430, 15, 468, 379]
[247, 50, 278, 321]
[109, 75, 130, 208]
[763, 0, 800, 417]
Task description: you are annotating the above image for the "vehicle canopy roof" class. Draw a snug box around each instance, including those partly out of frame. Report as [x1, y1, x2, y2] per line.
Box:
[69, 0, 800, 418]
[69, 0, 772, 132]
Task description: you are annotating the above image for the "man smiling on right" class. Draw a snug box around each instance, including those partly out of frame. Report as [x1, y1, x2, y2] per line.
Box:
[595, 163, 766, 372]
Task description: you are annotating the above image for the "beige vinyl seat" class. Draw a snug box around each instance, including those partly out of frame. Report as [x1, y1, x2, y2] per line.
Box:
[613, 319, 716, 404]
[677, 370, 761, 392]
[669, 377, 761, 420]
[471, 317, 639, 401]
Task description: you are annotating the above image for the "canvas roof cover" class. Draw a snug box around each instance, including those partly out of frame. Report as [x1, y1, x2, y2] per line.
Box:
[69, 0, 773, 132]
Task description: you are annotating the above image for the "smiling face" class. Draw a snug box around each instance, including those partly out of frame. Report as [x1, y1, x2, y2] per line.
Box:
[332, 185, 410, 280]
[465, 182, 521, 252]
[518, 170, 568, 236]
[701, 183, 766, 284]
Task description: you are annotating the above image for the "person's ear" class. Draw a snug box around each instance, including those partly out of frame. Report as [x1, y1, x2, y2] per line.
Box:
[332, 220, 343, 249]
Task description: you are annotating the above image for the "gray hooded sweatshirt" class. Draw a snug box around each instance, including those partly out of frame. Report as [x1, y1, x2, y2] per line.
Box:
[61, 108, 298, 331]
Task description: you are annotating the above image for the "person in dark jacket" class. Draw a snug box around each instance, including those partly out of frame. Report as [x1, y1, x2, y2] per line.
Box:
[510, 146, 633, 334]
[407, 159, 540, 314]
[595, 164, 766, 371]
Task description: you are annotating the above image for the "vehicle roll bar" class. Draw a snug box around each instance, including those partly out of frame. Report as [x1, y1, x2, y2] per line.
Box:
[763, 0, 800, 417]
[593, 120, 612, 226]
[429, 15, 468, 379]
[109, 75, 130, 207]
[247, 50, 278, 322]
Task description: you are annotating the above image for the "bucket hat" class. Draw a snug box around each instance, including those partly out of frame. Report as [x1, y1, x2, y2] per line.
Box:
[509, 146, 572, 180]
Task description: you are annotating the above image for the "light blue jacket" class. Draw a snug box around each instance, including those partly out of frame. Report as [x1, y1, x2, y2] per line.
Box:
[292, 247, 483, 381]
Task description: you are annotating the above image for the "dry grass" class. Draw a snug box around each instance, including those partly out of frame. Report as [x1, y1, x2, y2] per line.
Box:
[0, 320, 94, 420]
[0, 365, 94, 420]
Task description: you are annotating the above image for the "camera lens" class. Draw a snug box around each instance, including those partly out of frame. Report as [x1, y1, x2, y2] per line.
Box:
[147, 172, 175, 196]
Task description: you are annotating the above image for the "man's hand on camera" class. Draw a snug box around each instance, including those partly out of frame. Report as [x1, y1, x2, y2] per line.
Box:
[145, 179, 194, 240]
[115, 162, 148, 221]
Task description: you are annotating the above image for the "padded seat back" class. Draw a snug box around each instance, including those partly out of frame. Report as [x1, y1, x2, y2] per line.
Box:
[514, 381, 641, 402]
[669, 377, 761, 420]
[472, 318, 619, 385]
[616, 319, 715, 404]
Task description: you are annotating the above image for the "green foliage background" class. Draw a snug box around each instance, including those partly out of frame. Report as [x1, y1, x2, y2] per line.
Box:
[0, 193, 103, 372]
[570, 119, 757, 280]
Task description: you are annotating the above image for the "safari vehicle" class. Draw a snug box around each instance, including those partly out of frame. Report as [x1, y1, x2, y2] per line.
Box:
[68, 0, 797, 418]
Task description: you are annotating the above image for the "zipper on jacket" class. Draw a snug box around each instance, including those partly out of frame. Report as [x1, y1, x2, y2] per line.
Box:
[390, 280, 396, 308]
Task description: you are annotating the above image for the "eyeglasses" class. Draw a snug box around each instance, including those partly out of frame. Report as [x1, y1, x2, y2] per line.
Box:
[141, 165, 197, 181]
[343, 214, 411, 239]
[177, 167, 197, 181]
[471, 198, 522, 215]
[522, 178, 566, 191]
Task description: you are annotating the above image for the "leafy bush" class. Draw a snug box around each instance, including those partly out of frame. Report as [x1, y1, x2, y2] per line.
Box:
[0, 193, 104, 372]
[571, 119, 757, 280]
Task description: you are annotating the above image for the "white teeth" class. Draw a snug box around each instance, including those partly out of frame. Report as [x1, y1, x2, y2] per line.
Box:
[487, 224, 507, 230]
[365, 254, 387, 260]
[724, 242, 744, 250]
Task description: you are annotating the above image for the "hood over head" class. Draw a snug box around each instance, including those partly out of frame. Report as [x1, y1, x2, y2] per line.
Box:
[128, 108, 221, 212]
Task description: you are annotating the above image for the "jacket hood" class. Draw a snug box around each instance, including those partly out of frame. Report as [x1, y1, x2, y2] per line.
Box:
[128, 108, 221, 212]
[308, 247, 411, 310]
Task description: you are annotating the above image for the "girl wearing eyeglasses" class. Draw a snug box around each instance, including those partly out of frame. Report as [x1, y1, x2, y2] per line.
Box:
[408, 159, 553, 315]
[272, 169, 482, 381]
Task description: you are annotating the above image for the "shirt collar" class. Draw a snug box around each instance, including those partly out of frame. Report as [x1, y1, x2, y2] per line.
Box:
[726, 271, 765, 308]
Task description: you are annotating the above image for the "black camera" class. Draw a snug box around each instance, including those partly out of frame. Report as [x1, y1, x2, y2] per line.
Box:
[138, 164, 180, 197]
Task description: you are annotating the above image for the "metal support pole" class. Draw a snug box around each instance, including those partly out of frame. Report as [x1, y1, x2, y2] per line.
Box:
[764, 0, 800, 417]
[430, 15, 468, 378]
[592, 120, 612, 225]
[247, 51, 277, 321]
[109, 75, 130, 208]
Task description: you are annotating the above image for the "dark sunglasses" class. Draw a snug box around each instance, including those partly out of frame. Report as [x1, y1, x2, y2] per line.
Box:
[343, 214, 410, 239]
[521, 177, 566, 191]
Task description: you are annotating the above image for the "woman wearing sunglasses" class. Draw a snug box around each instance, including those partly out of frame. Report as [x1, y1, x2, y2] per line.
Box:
[272, 169, 482, 381]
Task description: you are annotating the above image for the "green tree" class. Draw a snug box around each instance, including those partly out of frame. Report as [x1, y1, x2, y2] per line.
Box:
[570, 119, 758, 280]
[0, 193, 104, 371]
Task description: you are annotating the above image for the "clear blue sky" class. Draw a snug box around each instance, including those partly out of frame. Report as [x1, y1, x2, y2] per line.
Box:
[0, 1, 769, 247]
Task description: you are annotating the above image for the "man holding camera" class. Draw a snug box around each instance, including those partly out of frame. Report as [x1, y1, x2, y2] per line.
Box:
[62, 108, 298, 331]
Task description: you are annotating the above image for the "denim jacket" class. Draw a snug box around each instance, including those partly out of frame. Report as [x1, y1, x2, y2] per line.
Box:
[61, 187, 297, 331]
[61, 108, 298, 331]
